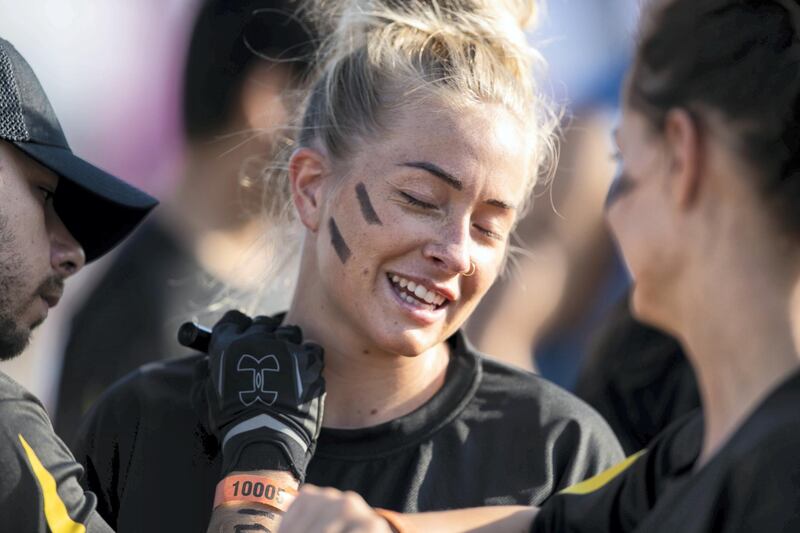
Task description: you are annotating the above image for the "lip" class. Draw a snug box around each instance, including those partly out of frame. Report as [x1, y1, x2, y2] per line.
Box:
[386, 272, 458, 303]
[384, 275, 450, 326]
[40, 291, 62, 308]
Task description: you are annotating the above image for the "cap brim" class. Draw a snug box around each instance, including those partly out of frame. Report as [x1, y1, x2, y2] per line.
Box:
[13, 142, 158, 262]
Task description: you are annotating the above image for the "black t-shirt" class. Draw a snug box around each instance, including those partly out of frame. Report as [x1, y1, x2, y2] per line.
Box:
[0, 371, 113, 532]
[74, 332, 623, 532]
[534, 369, 800, 533]
[575, 295, 700, 455]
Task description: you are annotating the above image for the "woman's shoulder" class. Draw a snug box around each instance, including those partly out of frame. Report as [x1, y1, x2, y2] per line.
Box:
[477, 353, 610, 422]
[472, 353, 622, 451]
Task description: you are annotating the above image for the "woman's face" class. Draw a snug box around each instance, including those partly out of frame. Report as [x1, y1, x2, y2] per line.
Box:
[305, 101, 530, 356]
[606, 106, 684, 327]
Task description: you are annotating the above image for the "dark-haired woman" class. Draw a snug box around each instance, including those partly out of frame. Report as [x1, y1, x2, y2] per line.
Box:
[279, 0, 800, 531]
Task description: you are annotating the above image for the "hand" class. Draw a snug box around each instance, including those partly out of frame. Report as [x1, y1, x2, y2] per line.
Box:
[195, 310, 325, 481]
[279, 485, 394, 533]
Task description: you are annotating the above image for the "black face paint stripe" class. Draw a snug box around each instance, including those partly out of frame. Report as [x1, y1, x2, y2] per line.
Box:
[329, 217, 352, 263]
[605, 170, 636, 209]
[355, 182, 382, 225]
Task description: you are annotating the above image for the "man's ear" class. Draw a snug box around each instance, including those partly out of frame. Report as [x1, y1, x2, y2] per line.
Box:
[663, 108, 702, 209]
[289, 147, 329, 232]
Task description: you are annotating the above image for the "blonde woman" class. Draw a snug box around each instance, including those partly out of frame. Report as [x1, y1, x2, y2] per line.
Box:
[72, 1, 623, 532]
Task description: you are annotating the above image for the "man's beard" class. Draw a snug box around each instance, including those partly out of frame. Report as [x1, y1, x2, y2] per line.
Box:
[0, 314, 29, 361]
[0, 270, 60, 361]
[0, 211, 39, 361]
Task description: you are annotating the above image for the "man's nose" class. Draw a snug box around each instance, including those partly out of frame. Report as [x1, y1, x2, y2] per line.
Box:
[47, 206, 86, 278]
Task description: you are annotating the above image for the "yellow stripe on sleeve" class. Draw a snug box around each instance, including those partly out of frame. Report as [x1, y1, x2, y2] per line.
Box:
[18, 434, 87, 533]
[559, 449, 647, 496]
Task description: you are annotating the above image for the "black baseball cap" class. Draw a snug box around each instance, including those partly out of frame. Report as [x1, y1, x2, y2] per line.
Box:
[0, 37, 158, 262]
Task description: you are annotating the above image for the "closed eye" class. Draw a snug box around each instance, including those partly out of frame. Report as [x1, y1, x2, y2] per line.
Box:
[400, 191, 437, 210]
[473, 224, 504, 241]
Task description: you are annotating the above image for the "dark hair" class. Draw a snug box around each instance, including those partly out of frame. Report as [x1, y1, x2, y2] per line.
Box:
[629, 0, 800, 233]
[182, 0, 316, 141]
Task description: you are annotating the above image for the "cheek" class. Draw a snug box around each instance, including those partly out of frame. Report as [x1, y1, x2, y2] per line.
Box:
[607, 197, 650, 276]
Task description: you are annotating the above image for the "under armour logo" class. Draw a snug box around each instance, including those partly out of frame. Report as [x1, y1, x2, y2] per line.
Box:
[237, 354, 280, 406]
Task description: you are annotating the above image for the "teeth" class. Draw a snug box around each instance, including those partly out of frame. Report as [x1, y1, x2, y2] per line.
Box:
[388, 274, 447, 307]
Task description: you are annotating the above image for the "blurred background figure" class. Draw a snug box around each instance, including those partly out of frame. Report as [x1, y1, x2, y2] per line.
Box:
[52, 0, 316, 445]
[467, 0, 636, 386]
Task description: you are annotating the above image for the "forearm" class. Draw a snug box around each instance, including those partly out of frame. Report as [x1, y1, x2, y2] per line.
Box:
[207, 470, 299, 533]
[403, 506, 538, 533]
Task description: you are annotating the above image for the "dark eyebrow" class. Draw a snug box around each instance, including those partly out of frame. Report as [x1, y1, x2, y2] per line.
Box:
[399, 161, 463, 191]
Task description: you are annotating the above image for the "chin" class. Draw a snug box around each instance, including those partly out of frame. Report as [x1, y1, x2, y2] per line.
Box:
[369, 324, 442, 357]
[0, 319, 31, 361]
[629, 283, 673, 333]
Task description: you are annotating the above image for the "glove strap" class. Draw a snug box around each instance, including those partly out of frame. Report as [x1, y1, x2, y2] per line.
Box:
[375, 508, 416, 533]
[213, 474, 298, 513]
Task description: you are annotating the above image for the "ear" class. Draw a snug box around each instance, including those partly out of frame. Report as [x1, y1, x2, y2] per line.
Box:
[289, 147, 329, 232]
[663, 108, 702, 209]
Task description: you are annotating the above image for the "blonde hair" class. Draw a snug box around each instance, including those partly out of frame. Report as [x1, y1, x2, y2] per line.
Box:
[229, 0, 560, 314]
[263, 0, 558, 224]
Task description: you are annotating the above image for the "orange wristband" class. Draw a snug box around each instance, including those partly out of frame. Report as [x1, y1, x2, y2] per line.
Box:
[375, 508, 415, 533]
[213, 475, 298, 512]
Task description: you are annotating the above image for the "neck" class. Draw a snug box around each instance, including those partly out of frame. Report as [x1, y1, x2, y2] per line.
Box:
[677, 251, 800, 467]
[284, 261, 450, 429]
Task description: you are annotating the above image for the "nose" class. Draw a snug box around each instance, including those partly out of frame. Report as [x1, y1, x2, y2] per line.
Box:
[46, 206, 86, 279]
[422, 218, 472, 274]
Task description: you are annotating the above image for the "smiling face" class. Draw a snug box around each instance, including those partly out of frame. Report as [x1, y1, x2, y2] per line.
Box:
[0, 142, 85, 360]
[291, 100, 530, 356]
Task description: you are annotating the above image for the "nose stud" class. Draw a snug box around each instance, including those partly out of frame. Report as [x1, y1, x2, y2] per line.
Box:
[462, 261, 476, 277]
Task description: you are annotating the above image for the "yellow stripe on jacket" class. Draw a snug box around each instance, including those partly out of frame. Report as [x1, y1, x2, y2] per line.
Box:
[560, 449, 647, 495]
[18, 434, 86, 533]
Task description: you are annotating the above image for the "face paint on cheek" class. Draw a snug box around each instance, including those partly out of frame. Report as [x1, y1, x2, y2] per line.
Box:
[605, 171, 637, 209]
[355, 183, 382, 225]
[328, 217, 352, 264]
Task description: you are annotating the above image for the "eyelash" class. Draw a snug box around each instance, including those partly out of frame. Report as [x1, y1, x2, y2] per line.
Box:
[400, 191, 437, 210]
[475, 225, 502, 241]
[401, 192, 503, 241]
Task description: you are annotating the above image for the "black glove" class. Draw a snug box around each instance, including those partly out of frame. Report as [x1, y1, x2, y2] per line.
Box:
[196, 310, 325, 481]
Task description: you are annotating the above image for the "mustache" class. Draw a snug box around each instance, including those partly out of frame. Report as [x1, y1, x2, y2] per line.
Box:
[36, 275, 64, 299]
